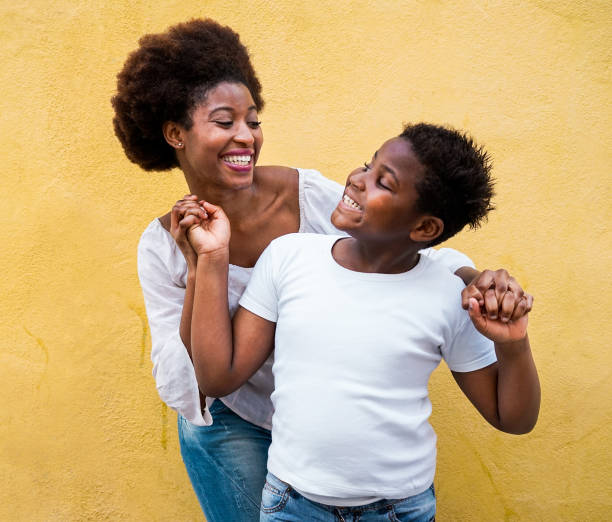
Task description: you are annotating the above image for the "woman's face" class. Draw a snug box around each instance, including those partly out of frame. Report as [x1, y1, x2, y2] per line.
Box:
[179, 81, 263, 190]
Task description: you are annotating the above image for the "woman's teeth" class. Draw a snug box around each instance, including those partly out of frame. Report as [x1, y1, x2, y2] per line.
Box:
[343, 194, 362, 210]
[224, 155, 251, 166]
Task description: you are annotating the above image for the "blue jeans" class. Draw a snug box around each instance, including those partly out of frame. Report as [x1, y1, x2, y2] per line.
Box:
[178, 399, 272, 522]
[260, 473, 436, 522]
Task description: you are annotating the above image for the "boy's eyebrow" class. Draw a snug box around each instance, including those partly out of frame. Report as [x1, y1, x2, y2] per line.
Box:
[381, 164, 399, 185]
[373, 150, 399, 185]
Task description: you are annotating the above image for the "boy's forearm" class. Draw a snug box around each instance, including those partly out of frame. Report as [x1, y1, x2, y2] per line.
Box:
[191, 250, 234, 397]
[494, 335, 540, 434]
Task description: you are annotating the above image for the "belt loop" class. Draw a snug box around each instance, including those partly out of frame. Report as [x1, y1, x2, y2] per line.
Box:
[333, 508, 347, 522]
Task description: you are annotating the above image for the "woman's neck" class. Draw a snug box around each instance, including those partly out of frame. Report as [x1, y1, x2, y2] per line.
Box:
[184, 171, 261, 225]
[332, 237, 422, 274]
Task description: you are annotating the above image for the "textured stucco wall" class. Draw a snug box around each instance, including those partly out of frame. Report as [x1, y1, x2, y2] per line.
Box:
[1, 1, 610, 520]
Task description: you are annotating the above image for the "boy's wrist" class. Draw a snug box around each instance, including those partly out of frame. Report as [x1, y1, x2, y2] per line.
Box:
[495, 335, 530, 358]
[197, 247, 230, 263]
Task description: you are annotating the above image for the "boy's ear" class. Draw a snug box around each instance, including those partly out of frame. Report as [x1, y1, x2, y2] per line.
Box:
[409, 216, 444, 243]
[162, 121, 185, 149]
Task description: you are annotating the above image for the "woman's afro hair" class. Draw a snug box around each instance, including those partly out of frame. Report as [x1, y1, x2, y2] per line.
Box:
[111, 19, 264, 171]
[400, 123, 495, 246]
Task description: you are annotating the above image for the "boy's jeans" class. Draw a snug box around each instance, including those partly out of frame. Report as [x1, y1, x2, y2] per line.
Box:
[260, 472, 436, 521]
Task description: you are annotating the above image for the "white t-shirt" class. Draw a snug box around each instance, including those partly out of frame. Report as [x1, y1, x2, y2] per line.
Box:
[137, 168, 476, 428]
[239, 233, 496, 500]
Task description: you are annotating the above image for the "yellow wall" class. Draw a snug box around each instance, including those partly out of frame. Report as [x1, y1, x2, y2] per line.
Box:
[1, 1, 610, 520]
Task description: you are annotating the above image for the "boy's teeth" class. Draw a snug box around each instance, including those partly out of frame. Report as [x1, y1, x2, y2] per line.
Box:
[343, 194, 361, 209]
[224, 155, 251, 165]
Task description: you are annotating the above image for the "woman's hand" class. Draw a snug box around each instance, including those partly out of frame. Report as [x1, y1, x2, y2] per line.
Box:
[461, 269, 533, 323]
[170, 195, 208, 270]
[187, 201, 231, 256]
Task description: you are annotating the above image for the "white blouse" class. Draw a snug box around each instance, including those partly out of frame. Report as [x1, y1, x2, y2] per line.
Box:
[137, 168, 475, 428]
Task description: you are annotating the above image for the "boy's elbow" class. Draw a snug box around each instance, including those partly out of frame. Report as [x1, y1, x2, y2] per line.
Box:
[198, 379, 238, 399]
[498, 413, 539, 435]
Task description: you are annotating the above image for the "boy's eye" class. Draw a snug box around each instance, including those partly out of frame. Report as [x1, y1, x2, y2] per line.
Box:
[363, 162, 371, 171]
[248, 121, 262, 129]
[377, 179, 392, 191]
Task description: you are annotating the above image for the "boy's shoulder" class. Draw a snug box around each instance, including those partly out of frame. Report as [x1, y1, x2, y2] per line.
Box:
[417, 255, 467, 295]
[265, 233, 340, 269]
[269, 232, 338, 250]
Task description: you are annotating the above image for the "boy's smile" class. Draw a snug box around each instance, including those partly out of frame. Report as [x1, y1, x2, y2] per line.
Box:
[331, 137, 428, 244]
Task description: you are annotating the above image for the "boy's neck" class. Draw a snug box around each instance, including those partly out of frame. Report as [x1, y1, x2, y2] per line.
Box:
[331, 237, 422, 274]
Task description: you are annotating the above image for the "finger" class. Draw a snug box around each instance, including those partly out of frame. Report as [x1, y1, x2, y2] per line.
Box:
[506, 276, 524, 301]
[178, 215, 201, 231]
[483, 288, 499, 319]
[183, 207, 208, 220]
[510, 294, 533, 321]
[182, 194, 199, 200]
[499, 290, 516, 323]
[472, 270, 495, 293]
[492, 269, 509, 304]
[467, 297, 487, 333]
[200, 200, 225, 218]
[461, 285, 484, 310]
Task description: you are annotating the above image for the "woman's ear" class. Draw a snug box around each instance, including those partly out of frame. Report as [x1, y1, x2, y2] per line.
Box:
[409, 216, 444, 243]
[162, 121, 185, 150]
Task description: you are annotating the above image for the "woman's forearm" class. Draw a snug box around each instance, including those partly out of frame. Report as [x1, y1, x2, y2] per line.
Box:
[179, 271, 196, 358]
[495, 336, 540, 434]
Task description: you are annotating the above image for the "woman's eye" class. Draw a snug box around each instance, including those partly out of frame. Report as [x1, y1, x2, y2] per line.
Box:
[213, 121, 233, 128]
[248, 121, 262, 129]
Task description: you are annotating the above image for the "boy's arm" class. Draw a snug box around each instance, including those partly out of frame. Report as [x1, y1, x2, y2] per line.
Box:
[452, 297, 540, 434]
[188, 202, 276, 398]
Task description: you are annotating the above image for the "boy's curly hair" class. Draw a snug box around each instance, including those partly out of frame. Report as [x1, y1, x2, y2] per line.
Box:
[400, 123, 495, 246]
[111, 19, 264, 171]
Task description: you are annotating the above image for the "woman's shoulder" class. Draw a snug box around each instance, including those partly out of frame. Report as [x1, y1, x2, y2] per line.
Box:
[254, 165, 299, 192]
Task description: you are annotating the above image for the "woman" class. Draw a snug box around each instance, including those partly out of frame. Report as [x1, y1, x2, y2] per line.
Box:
[112, 19, 522, 521]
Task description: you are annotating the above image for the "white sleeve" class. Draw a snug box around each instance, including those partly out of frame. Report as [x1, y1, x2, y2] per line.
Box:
[238, 241, 279, 323]
[299, 168, 345, 235]
[137, 231, 212, 426]
[419, 247, 475, 274]
[442, 315, 497, 372]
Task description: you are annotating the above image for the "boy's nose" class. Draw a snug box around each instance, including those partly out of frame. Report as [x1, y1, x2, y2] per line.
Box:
[348, 170, 366, 190]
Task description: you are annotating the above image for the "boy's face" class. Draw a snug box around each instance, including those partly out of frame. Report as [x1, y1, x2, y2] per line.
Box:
[331, 137, 427, 243]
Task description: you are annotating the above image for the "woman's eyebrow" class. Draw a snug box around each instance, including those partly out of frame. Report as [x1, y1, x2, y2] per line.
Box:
[209, 105, 257, 116]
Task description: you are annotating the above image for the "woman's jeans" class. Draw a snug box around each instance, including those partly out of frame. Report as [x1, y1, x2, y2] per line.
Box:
[178, 399, 272, 522]
[260, 472, 436, 522]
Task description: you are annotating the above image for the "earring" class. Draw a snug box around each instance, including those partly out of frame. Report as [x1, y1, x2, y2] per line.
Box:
[176, 142, 184, 149]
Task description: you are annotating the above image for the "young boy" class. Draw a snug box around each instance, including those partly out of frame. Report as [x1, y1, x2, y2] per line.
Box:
[185, 123, 540, 520]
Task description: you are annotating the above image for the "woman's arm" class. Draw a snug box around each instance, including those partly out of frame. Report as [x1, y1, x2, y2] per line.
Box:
[137, 223, 209, 425]
[452, 295, 540, 434]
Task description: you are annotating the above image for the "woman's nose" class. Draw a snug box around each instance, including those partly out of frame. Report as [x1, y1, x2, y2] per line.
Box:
[234, 121, 255, 145]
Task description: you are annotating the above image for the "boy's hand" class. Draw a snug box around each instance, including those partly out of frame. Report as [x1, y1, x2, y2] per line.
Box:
[462, 269, 532, 323]
[170, 195, 208, 269]
[187, 201, 231, 256]
[467, 297, 531, 343]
